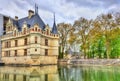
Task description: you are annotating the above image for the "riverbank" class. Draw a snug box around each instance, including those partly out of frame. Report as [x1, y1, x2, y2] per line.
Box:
[58, 59, 120, 66]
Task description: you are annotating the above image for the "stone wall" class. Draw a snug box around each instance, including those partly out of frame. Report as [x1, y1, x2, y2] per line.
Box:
[58, 59, 120, 65]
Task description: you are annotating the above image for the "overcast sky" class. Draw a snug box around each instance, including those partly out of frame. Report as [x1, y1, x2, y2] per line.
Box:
[0, 0, 120, 27]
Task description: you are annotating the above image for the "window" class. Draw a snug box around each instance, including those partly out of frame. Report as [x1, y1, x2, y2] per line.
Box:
[5, 42, 7, 48]
[6, 41, 8, 48]
[24, 28, 26, 34]
[14, 30, 16, 36]
[4, 51, 10, 57]
[8, 51, 10, 56]
[46, 29, 49, 35]
[15, 40, 18, 47]
[24, 49, 27, 56]
[24, 38, 27, 45]
[8, 26, 10, 31]
[8, 41, 11, 47]
[4, 51, 7, 57]
[45, 49, 48, 56]
[35, 27, 37, 31]
[15, 50, 17, 56]
[35, 49, 37, 52]
[45, 39, 48, 46]
[35, 37, 38, 43]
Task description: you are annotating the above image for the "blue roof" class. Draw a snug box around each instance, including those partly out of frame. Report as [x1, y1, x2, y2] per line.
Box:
[51, 22, 58, 34]
[13, 13, 45, 31]
[51, 13, 58, 34]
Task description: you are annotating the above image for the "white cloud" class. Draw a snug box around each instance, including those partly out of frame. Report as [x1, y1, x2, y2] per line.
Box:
[0, 0, 119, 27]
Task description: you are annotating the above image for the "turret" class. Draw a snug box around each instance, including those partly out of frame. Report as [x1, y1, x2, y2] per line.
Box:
[51, 13, 58, 34]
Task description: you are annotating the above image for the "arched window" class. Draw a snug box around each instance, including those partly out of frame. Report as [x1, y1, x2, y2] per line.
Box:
[35, 36, 38, 43]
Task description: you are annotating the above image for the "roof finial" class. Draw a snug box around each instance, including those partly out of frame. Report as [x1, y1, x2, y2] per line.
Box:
[35, 3, 38, 14]
[54, 12, 55, 22]
[51, 12, 58, 34]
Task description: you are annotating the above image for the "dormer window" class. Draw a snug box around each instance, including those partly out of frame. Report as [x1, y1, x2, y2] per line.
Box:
[24, 28, 26, 34]
[35, 27, 37, 31]
[14, 30, 16, 36]
[46, 29, 49, 35]
[8, 26, 10, 31]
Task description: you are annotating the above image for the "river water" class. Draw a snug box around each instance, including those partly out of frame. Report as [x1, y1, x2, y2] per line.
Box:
[0, 65, 119, 81]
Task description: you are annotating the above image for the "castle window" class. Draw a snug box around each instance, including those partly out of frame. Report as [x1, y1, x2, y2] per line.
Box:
[24, 49, 27, 56]
[15, 40, 18, 47]
[46, 29, 49, 35]
[14, 30, 16, 36]
[35, 36, 38, 43]
[8, 51, 10, 57]
[38, 29, 40, 32]
[15, 50, 17, 56]
[4, 42, 7, 48]
[45, 39, 48, 46]
[23, 28, 26, 34]
[8, 41, 11, 48]
[35, 49, 37, 52]
[45, 49, 48, 56]
[24, 38, 27, 45]
[6, 41, 8, 48]
[32, 28, 34, 31]
[4, 51, 8, 57]
[8, 26, 10, 31]
[35, 27, 37, 31]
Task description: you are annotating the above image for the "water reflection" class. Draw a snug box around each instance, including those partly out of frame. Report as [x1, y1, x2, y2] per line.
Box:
[0, 66, 59, 81]
[58, 65, 120, 81]
[0, 65, 120, 81]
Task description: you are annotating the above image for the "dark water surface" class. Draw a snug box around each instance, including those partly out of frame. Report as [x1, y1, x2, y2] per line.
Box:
[0, 65, 119, 81]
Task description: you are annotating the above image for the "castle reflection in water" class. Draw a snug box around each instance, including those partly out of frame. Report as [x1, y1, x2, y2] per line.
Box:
[0, 66, 59, 81]
[0, 65, 118, 81]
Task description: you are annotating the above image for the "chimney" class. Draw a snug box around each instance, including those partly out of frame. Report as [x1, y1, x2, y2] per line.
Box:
[15, 16, 18, 20]
[28, 10, 34, 18]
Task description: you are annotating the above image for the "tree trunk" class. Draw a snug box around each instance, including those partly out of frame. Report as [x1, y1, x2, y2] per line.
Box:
[84, 48, 87, 59]
[105, 41, 111, 59]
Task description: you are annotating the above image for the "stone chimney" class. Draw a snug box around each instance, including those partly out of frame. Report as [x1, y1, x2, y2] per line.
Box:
[15, 16, 18, 20]
[28, 10, 34, 18]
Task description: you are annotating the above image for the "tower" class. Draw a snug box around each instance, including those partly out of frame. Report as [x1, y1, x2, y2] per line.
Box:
[52, 13, 58, 34]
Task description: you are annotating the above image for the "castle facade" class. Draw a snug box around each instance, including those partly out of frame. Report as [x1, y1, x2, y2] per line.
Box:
[0, 6, 59, 65]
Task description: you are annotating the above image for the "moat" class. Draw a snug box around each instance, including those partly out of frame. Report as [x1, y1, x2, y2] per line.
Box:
[0, 65, 119, 81]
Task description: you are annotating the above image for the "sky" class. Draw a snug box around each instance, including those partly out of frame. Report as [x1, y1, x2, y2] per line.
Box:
[0, 0, 120, 27]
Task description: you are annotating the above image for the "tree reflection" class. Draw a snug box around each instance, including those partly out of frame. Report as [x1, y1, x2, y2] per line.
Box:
[58, 65, 120, 81]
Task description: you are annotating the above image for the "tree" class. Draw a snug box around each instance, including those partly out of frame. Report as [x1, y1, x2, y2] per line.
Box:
[57, 23, 74, 58]
[95, 13, 117, 58]
[68, 31, 81, 55]
[73, 18, 92, 58]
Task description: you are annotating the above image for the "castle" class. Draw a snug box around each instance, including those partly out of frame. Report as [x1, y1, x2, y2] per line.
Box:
[0, 5, 59, 65]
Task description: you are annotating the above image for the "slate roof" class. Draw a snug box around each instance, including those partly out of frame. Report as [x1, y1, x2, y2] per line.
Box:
[52, 22, 58, 34]
[51, 14, 58, 34]
[13, 13, 45, 31]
